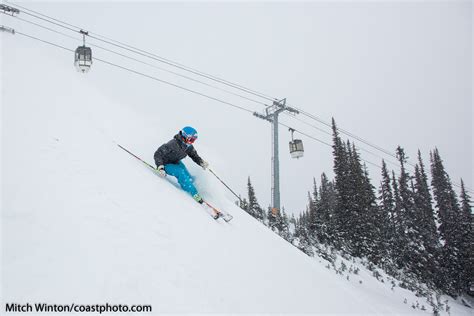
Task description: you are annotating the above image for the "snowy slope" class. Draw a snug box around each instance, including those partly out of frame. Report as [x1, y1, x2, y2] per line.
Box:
[1, 33, 470, 315]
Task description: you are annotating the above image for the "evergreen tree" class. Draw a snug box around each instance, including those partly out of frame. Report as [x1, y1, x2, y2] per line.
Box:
[345, 142, 364, 256]
[331, 119, 380, 258]
[307, 180, 319, 238]
[396, 147, 430, 282]
[279, 209, 292, 242]
[391, 170, 406, 269]
[361, 160, 381, 262]
[345, 142, 378, 258]
[239, 196, 249, 213]
[414, 150, 439, 248]
[294, 210, 313, 255]
[413, 150, 440, 286]
[430, 148, 463, 295]
[246, 177, 264, 221]
[459, 179, 474, 294]
[331, 118, 351, 249]
[378, 160, 396, 266]
[431, 149, 459, 242]
[275, 208, 284, 233]
[359, 162, 384, 265]
[317, 173, 336, 245]
[396, 147, 415, 226]
[379, 160, 395, 214]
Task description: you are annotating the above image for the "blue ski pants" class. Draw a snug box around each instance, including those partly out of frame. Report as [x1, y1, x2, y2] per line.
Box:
[164, 161, 198, 197]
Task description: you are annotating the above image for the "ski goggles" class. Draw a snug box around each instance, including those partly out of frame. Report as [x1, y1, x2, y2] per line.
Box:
[184, 135, 197, 144]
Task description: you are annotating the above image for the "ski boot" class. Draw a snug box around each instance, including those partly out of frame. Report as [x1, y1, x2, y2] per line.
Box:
[193, 193, 204, 204]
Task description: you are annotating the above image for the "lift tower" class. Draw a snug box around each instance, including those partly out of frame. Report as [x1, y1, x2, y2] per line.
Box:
[254, 99, 299, 214]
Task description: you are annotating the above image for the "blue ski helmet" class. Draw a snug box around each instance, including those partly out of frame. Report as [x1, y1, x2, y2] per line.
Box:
[180, 126, 198, 144]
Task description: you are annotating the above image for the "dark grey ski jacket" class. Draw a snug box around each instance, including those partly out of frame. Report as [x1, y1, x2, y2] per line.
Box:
[154, 134, 204, 167]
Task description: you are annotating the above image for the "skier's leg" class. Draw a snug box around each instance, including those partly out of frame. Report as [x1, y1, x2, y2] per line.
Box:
[164, 162, 201, 201]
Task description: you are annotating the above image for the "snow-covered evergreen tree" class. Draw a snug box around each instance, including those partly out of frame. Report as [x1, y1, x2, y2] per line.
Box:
[430, 148, 463, 295]
[317, 173, 336, 245]
[346, 143, 378, 258]
[246, 177, 264, 222]
[239, 196, 249, 213]
[331, 118, 351, 249]
[391, 170, 406, 269]
[278, 209, 292, 242]
[294, 210, 313, 255]
[360, 161, 381, 263]
[307, 181, 318, 240]
[459, 179, 474, 294]
[412, 150, 440, 286]
[396, 147, 430, 284]
[378, 160, 396, 267]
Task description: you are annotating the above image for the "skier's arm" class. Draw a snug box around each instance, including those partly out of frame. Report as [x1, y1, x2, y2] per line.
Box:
[188, 147, 205, 166]
[154, 146, 166, 168]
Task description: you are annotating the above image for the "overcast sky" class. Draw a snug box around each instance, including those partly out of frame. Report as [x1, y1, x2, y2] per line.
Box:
[2, 0, 472, 215]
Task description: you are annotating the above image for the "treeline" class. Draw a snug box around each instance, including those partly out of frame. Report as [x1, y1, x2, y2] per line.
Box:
[240, 119, 473, 298]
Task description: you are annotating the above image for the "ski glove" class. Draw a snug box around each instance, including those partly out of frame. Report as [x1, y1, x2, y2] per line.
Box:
[157, 165, 166, 177]
[200, 161, 209, 170]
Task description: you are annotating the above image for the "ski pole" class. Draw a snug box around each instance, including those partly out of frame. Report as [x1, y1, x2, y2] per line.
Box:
[208, 168, 242, 203]
[116, 143, 155, 170]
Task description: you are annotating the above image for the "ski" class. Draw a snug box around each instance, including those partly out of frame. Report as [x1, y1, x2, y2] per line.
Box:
[117, 143, 233, 222]
[203, 200, 233, 222]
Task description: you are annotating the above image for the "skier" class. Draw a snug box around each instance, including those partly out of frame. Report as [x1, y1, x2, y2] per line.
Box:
[154, 126, 209, 204]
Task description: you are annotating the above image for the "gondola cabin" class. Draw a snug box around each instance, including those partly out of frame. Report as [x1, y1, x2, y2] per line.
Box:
[74, 45, 92, 73]
[289, 139, 304, 159]
[288, 128, 304, 159]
